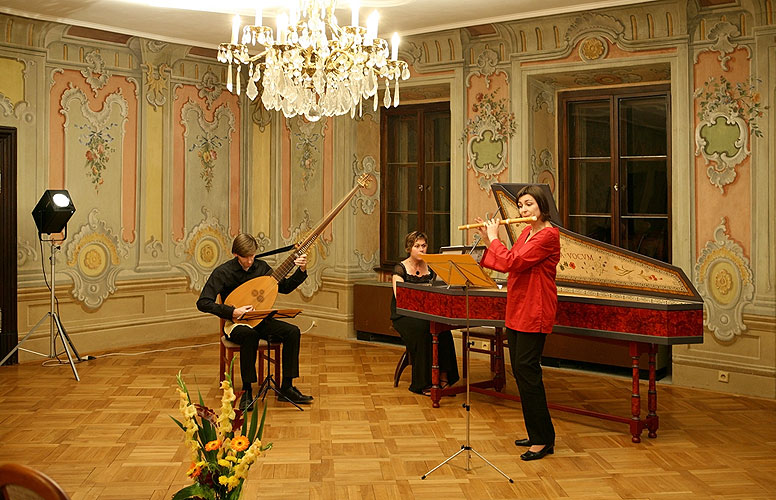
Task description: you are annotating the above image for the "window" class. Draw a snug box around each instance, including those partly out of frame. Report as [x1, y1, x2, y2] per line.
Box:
[559, 85, 671, 262]
[380, 102, 451, 268]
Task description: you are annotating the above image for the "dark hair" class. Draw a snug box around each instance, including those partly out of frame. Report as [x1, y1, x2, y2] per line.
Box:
[231, 233, 259, 257]
[516, 185, 552, 222]
[404, 231, 428, 254]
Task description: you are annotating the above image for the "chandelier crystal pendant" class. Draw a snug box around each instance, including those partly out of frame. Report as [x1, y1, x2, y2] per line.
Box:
[217, 0, 411, 121]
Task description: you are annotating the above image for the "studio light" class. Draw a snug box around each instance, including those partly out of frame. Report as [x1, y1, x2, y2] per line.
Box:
[32, 189, 76, 235]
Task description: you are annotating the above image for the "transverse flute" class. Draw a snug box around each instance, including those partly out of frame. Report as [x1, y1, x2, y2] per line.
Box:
[457, 216, 537, 230]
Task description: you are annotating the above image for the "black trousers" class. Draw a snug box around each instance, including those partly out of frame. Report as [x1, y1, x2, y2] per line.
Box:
[392, 316, 460, 394]
[228, 318, 300, 388]
[506, 328, 555, 446]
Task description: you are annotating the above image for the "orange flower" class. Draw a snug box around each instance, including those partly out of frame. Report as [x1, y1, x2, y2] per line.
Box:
[205, 439, 222, 452]
[231, 436, 249, 452]
[187, 463, 202, 479]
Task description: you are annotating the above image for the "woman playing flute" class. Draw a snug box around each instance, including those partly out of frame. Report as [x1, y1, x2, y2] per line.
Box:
[474, 185, 560, 461]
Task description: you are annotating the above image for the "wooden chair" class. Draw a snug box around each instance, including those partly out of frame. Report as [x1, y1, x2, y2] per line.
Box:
[0, 463, 70, 500]
[218, 317, 281, 386]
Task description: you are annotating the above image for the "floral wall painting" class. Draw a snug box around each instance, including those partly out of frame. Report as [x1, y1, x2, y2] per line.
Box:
[462, 89, 516, 192]
[694, 76, 766, 192]
[78, 120, 117, 190]
[174, 208, 232, 291]
[694, 218, 754, 342]
[190, 133, 223, 192]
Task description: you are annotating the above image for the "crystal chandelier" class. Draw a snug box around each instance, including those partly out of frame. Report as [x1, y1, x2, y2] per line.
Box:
[217, 0, 411, 121]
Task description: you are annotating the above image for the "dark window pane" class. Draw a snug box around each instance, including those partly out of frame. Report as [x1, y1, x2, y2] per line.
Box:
[424, 161, 450, 213]
[621, 159, 667, 215]
[386, 212, 418, 262]
[568, 215, 611, 244]
[387, 115, 418, 163]
[424, 214, 450, 253]
[619, 96, 668, 157]
[568, 101, 610, 157]
[568, 160, 611, 214]
[621, 217, 668, 262]
[425, 111, 451, 162]
[385, 165, 417, 212]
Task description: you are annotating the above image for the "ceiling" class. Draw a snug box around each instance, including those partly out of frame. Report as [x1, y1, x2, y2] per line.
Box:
[1, 0, 659, 50]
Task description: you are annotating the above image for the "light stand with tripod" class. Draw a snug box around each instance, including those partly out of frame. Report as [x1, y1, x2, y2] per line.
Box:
[419, 253, 513, 482]
[0, 190, 82, 380]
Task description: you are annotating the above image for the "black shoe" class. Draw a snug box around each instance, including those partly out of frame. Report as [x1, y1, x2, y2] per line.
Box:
[514, 438, 532, 447]
[279, 386, 313, 404]
[239, 390, 254, 411]
[520, 445, 554, 461]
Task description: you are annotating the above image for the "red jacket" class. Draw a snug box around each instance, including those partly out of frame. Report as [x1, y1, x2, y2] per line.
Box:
[480, 225, 560, 333]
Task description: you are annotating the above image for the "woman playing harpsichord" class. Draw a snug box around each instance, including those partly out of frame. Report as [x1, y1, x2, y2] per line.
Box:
[475, 185, 560, 461]
[391, 231, 460, 396]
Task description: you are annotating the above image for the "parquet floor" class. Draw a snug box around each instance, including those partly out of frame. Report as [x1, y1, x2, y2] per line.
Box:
[1, 333, 775, 499]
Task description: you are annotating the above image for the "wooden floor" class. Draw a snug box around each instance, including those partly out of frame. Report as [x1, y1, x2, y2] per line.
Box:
[1, 334, 775, 500]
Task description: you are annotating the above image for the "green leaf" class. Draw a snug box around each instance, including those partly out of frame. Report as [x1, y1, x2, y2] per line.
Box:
[171, 482, 217, 500]
[170, 416, 186, 432]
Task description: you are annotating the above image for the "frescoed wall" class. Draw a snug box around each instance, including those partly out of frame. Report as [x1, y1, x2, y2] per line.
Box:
[2, 0, 774, 398]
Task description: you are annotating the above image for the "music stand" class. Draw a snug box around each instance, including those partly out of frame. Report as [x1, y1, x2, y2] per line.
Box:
[419, 254, 513, 482]
[241, 308, 305, 412]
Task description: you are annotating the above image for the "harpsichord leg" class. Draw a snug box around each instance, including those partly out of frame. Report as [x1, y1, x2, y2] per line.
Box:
[646, 343, 659, 438]
[431, 331, 441, 408]
[629, 342, 644, 443]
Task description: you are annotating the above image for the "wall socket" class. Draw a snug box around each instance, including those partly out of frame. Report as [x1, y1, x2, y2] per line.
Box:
[718, 370, 730, 383]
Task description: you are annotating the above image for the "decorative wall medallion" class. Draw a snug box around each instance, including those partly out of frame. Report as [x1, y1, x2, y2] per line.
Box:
[694, 76, 765, 192]
[406, 42, 424, 65]
[474, 45, 499, 87]
[17, 239, 37, 267]
[694, 21, 742, 72]
[565, 12, 625, 46]
[694, 218, 754, 342]
[62, 209, 128, 309]
[174, 208, 231, 291]
[250, 95, 272, 131]
[143, 63, 170, 110]
[462, 89, 516, 192]
[196, 69, 223, 110]
[579, 36, 608, 61]
[354, 249, 377, 272]
[351, 154, 378, 215]
[61, 86, 128, 192]
[80, 50, 111, 96]
[530, 148, 556, 191]
[532, 90, 554, 114]
[144, 236, 163, 258]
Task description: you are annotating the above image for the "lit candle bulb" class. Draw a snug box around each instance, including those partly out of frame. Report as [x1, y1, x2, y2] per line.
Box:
[277, 12, 288, 42]
[351, 0, 360, 26]
[231, 15, 240, 44]
[366, 11, 379, 41]
[254, 6, 262, 26]
[391, 32, 400, 60]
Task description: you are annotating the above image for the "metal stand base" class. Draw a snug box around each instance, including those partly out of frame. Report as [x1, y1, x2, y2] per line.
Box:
[0, 241, 82, 381]
[421, 283, 513, 483]
[251, 337, 303, 412]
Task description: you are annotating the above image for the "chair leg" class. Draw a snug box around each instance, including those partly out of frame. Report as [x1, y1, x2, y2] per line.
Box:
[258, 345, 265, 383]
[272, 345, 281, 381]
[393, 349, 410, 387]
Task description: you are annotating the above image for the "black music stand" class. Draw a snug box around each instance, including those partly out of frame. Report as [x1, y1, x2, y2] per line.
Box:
[242, 308, 304, 412]
[419, 254, 513, 482]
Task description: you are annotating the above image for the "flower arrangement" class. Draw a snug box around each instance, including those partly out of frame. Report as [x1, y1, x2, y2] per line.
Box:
[171, 368, 271, 500]
[190, 134, 223, 192]
[695, 76, 767, 138]
[77, 122, 117, 190]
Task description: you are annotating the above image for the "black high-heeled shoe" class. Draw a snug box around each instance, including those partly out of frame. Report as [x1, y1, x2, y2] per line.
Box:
[520, 445, 554, 461]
